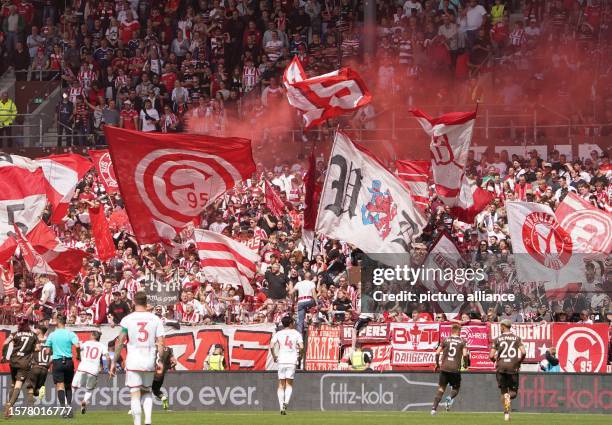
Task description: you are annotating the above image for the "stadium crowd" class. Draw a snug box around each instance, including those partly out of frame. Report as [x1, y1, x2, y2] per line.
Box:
[0, 0, 610, 330]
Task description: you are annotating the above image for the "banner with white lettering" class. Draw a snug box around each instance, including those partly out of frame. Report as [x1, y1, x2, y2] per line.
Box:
[340, 323, 390, 345]
[305, 325, 342, 371]
[440, 324, 489, 350]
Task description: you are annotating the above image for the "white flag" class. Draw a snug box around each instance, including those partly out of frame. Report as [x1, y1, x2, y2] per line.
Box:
[506, 201, 584, 298]
[422, 235, 465, 313]
[315, 132, 425, 255]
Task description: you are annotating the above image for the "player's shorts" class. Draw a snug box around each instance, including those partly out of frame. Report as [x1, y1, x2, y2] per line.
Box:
[71, 371, 98, 390]
[277, 365, 296, 380]
[26, 367, 48, 390]
[496, 372, 519, 393]
[125, 370, 155, 391]
[438, 371, 461, 389]
[10, 364, 30, 383]
[51, 358, 75, 384]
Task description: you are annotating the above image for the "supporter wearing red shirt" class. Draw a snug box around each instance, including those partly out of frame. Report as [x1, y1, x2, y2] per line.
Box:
[119, 11, 140, 44]
[119, 100, 139, 129]
[514, 175, 532, 200]
[16, 0, 33, 25]
[161, 65, 178, 93]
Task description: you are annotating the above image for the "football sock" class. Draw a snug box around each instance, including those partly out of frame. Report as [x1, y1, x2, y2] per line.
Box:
[130, 393, 142, 425]
[58, 390, 66, 406]
[8, 387, 20, 406]
[65, 388, 73, 404]
[284, 384, 293, 405]
[142, 392, 153, 425]
[277, 387, 284, 410]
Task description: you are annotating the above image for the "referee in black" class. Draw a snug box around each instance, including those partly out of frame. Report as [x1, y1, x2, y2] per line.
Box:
[45, 314, 80, 418]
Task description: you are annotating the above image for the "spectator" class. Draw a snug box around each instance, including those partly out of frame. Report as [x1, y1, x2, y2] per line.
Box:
[0, 90, 17, 147]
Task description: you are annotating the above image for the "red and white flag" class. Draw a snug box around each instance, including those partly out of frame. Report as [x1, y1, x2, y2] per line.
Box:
[0, 261, 14, 297]
[26, 221, 88, 283]
[555, 192, 612, 257]
[411, 109, 493, 222]
[13, 223, 56, 276]
[302, 150, 323, 257]
[315, 132, 426, 255]
[37, 153, 93, 223]
[264, 180, 285, 217]
[105, 126, 256, 244]
[0, 155, 48, 265]
[194, 229, 259, 295]
[88, 149, 119, 193]
[507, 201, 584, 298]
[89, 205, 116, 262]
[395, 160, 430, 212]
[283, 56, 372, 129]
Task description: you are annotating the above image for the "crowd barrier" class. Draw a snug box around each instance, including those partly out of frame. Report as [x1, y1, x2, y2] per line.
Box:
[1, 322, 610, 374]
[306, 322, 610, 373]
[0, 372, 609, 413]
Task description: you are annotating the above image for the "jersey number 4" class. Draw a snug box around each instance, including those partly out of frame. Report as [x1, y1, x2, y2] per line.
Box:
[284, 336, 294, 349]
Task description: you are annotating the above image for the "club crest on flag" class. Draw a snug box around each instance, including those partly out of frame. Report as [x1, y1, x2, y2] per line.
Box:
[521, 211, 573, 270]
[97, 151, 117, 188]
[361, 180, 397, 240]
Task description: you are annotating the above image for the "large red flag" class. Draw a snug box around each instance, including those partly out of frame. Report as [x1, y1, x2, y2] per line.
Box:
[37, 153, 93, 223]
[88, 149, 119, 193]
[265, 180, 286, 217]
[411, 108, 493, 222]
[555, 192, 612, 256]
[283, 56, 372, 129]
[105, 126, 256, 244]
[395, 160, 431, 212]
[89, 205, 116, 262]
[303, 151, 321, 231]
[27, 221, 88, 283]
[0, 155, 48, 266]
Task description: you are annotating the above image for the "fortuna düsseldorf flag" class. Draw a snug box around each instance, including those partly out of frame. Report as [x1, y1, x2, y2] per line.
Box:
[507, 201, 584, 298]
[89, 205, 116, 262]
[194, 229, 259, 295]
[395, 160, 431, 212]
[302, 150, 322, 258]
[411, 109, 493, 222]
[36, 154, 93, 224]
[315, 132, 425, 255]
[105, 126, 256, 244]
[0, 155, 48, 266]
[283, 56, 372, 129]
[555, 192, 612, 257]
[88, 149, 119, 193]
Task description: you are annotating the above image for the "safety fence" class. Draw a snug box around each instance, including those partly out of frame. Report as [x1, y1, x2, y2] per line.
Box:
[0, 322, 609, 373]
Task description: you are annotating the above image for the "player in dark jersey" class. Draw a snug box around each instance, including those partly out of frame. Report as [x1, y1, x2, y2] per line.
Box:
[489, 319, 526, 422]
[26, 326, 51, 404]
[1, 317, 38, 418]
[152, 346, 176, 410]
[431, 323, 468, 416]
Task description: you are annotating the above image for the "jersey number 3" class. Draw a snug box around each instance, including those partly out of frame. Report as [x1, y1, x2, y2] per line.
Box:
[137, 322, 149, 342]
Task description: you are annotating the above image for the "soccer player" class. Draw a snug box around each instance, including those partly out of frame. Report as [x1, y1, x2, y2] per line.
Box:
[270, 316, 303, 415]
[1, 317, 38, 418]
[26, 325, 50, 404]
[431, 323, 468, 415]
[110, 291, 165, 425]
[152, 345, 176, 410]
[490, 319, 526, 421]
[72, 330, 110, 414]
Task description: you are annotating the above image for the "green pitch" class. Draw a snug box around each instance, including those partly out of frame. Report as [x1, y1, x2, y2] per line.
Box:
[6, 411, 610, 425]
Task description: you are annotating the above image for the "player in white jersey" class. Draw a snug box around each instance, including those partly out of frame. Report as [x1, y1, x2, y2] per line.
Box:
[110, 291, 165, 425]
[71, 330, 109, 414]
[270, 316, 303, 415]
